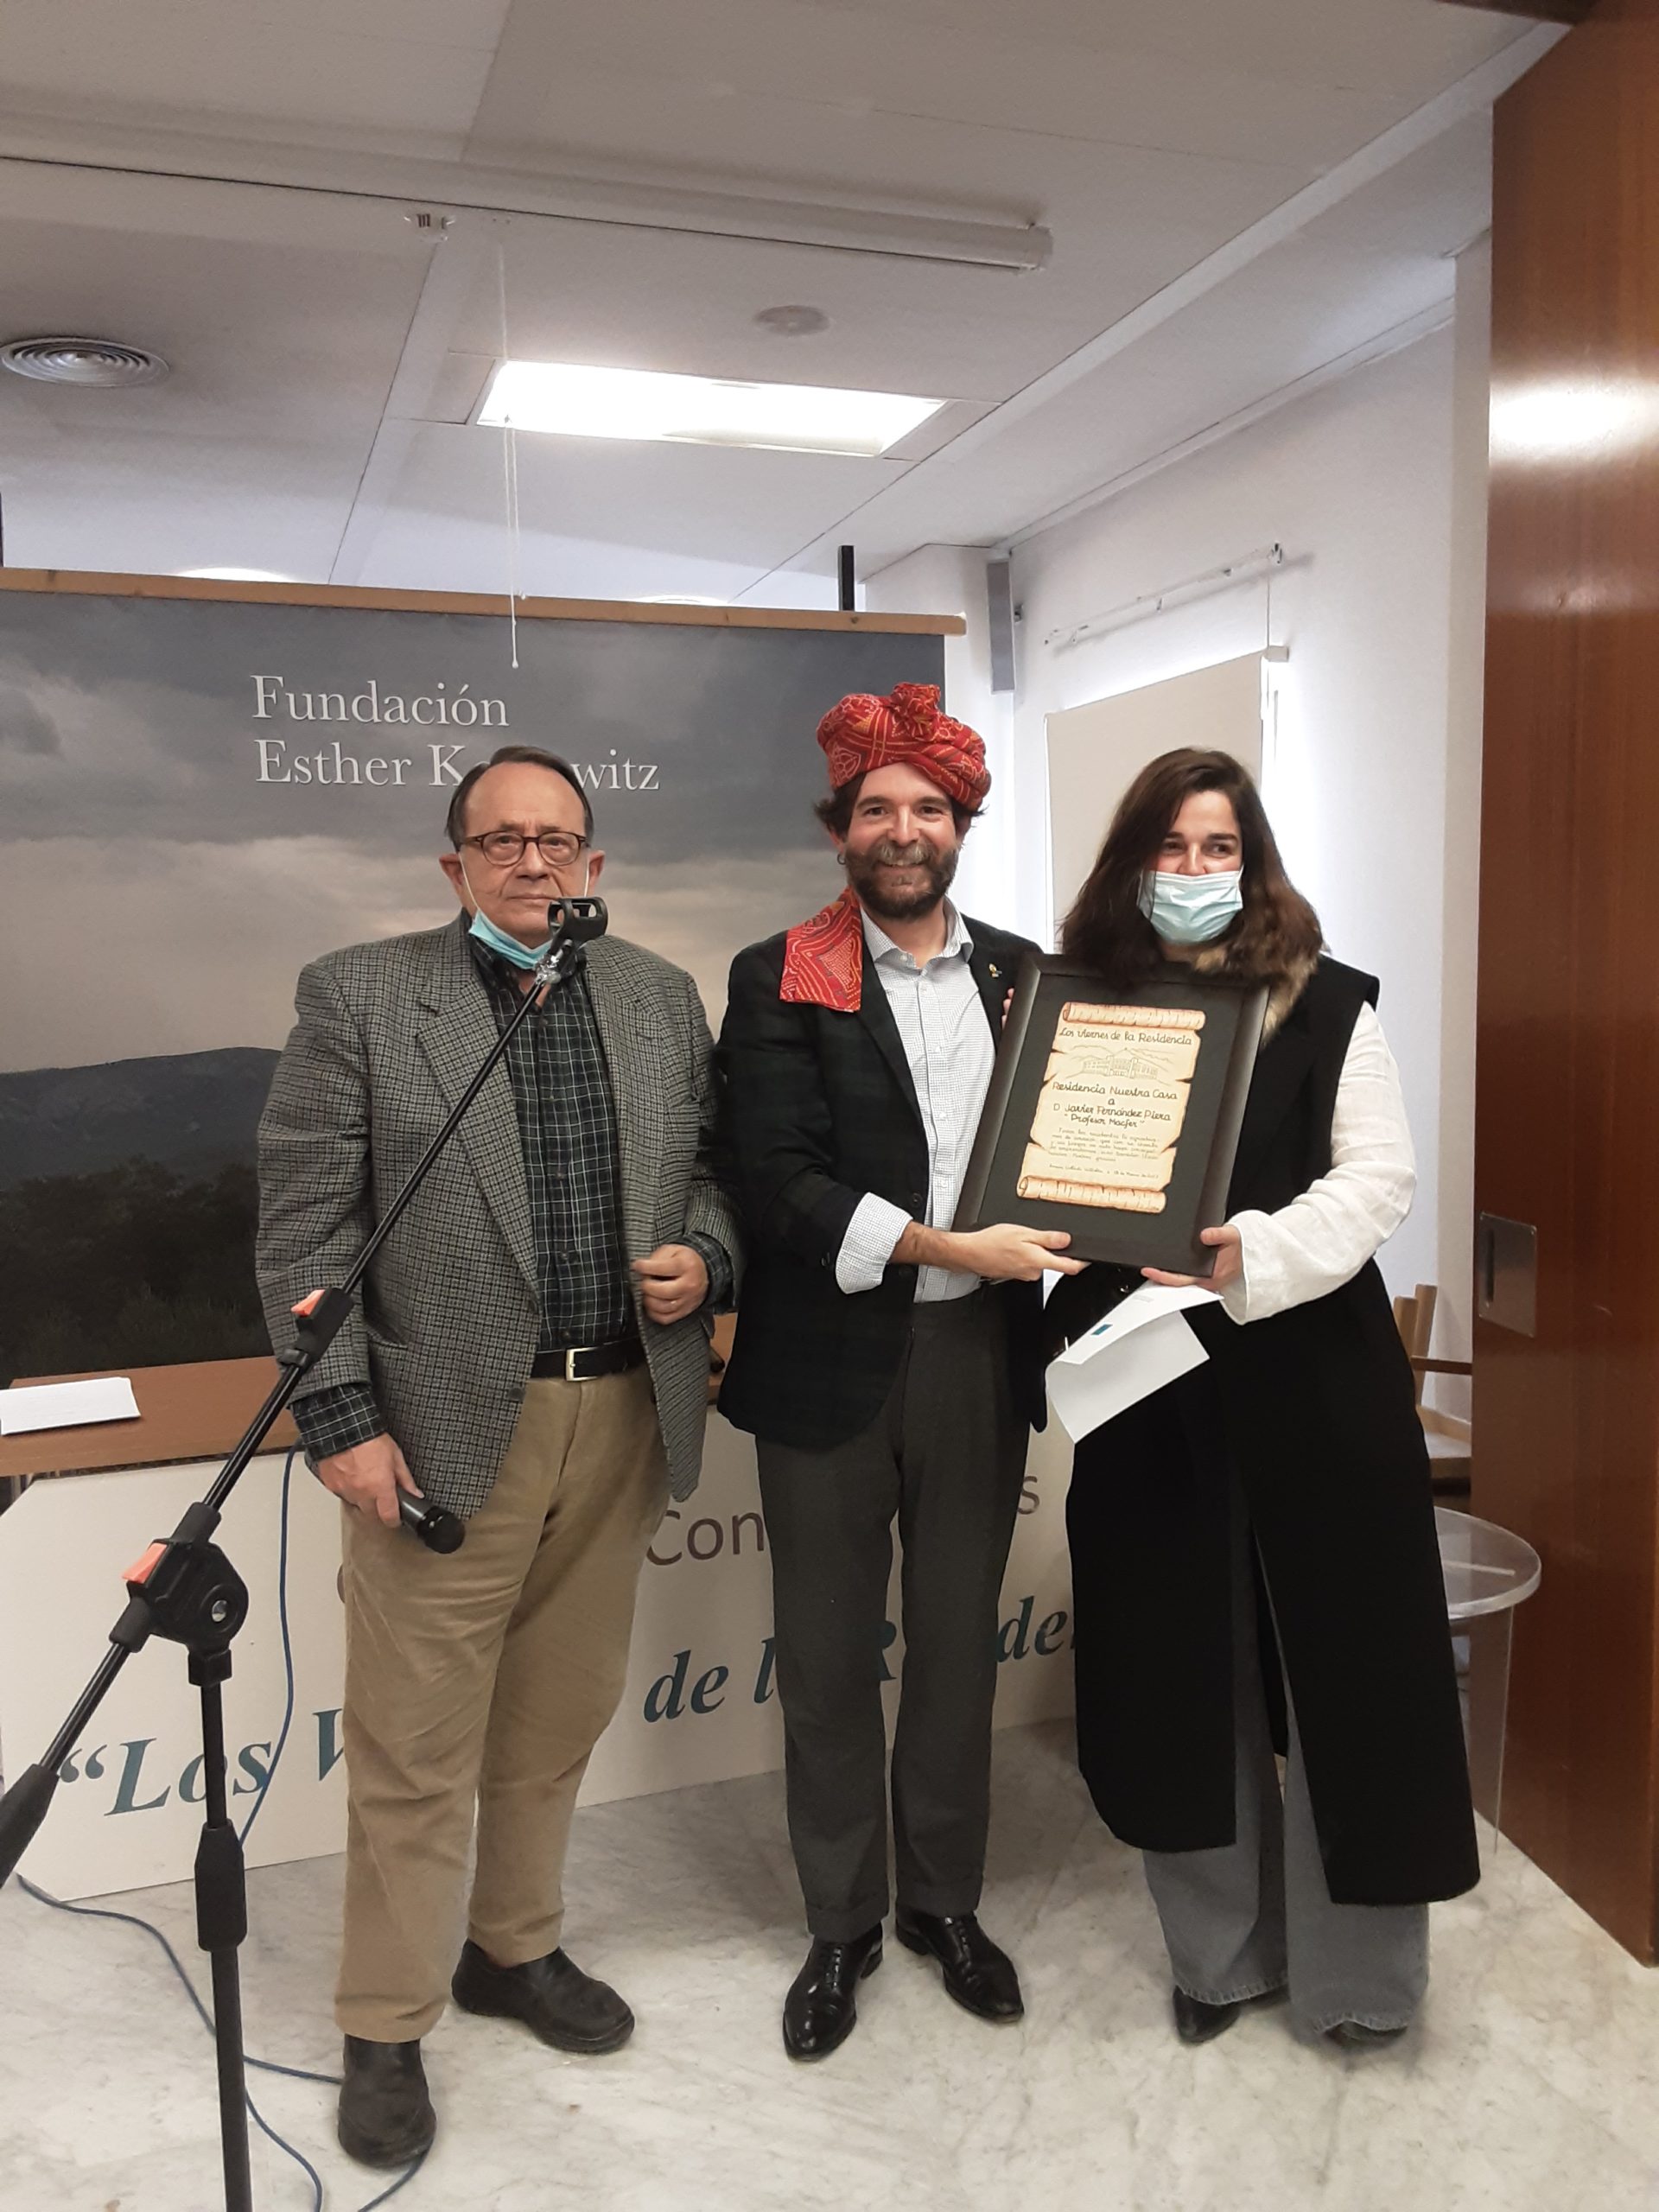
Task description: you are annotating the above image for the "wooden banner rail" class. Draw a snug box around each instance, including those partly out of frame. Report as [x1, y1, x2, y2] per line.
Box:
[0, 569, 964, 635]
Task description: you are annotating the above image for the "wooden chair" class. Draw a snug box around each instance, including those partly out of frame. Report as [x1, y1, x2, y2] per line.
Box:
[1393, 1282, 1471, 1501]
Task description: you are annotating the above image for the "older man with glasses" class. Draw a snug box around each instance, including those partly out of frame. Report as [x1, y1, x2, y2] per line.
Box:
[257, 743, 738, 2168]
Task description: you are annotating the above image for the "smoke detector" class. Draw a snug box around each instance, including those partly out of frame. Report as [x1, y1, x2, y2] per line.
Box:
[1, 337, 170, 387]
[753, 305, 830, 339]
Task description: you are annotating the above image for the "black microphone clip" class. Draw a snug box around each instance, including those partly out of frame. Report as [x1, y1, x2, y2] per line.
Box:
[546, 894, 608, 944]
[531, 897, 608, 1001]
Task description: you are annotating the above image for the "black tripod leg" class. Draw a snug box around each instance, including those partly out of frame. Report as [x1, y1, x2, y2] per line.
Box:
[194, 1660, 254, 2212]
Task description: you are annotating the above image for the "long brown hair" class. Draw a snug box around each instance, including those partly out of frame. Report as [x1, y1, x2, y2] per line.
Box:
[1060, 748, 1321, 989]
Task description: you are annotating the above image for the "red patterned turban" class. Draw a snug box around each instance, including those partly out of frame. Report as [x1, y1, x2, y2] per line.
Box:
[781, 683, 989, 1013]
[815, 681, 990, 810]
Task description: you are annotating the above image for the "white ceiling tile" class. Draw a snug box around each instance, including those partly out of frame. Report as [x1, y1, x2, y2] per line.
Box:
[0, 0, 1545, 594]
[0, 0, 515, 151]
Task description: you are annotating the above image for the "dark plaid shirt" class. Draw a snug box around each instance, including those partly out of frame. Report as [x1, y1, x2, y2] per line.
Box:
[293, 920, 727, 1461]
[485, 934, 632, 1350]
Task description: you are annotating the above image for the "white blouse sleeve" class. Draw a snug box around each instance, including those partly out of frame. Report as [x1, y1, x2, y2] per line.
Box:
[1220, 1002, 1415, 1325]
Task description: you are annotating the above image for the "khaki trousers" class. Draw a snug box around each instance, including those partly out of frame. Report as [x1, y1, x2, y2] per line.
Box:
[335, 1367, 668, 2042]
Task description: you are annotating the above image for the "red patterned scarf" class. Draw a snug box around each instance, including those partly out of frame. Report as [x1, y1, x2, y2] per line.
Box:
[780, 887, 866, 1014]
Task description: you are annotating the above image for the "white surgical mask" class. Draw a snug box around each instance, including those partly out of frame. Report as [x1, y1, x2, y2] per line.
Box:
[1138, 868, 1243, 946]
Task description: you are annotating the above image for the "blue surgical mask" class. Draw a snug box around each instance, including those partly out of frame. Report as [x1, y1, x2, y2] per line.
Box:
[462, 857, 588, 969]
[469, 906, 550, 969]
[1138, 868, 1243, 946]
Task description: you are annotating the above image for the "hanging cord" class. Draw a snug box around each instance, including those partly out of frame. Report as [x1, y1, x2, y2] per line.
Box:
[497, 233, 522, 670]
[13, 1447, 427, 2210]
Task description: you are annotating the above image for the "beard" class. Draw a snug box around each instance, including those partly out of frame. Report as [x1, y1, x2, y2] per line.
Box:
[844, 836, 959, 921]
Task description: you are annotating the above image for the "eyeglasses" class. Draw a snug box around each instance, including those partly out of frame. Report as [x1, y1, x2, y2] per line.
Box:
[463, 830, 590, 868]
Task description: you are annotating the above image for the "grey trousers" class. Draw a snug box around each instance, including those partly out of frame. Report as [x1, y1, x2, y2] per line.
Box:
[1142, 1480, 1429, 2040]
[755, 1291, 1028, 1941]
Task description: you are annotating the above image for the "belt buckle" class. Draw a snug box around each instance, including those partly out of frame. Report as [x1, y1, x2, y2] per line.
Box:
[563, 1346, 584, 1382]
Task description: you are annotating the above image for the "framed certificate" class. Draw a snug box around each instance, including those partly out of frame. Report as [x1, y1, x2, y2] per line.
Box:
[952, 957, 1267, 1275]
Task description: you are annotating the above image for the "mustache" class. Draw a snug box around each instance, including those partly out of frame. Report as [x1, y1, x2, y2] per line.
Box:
[869, 839, 938, 866]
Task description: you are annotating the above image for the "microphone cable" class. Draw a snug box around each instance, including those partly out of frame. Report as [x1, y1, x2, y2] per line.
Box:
[15, 1446, 427, 2211]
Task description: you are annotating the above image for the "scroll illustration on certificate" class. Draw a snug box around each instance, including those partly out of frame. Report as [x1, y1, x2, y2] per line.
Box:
[1016, 1002, 1205, 1216]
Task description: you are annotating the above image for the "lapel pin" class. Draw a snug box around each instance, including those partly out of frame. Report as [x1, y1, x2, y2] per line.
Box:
[988, 963, 1001, 979]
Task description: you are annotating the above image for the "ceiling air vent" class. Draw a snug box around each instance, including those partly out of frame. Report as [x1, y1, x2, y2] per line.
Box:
[1, 337, 170, 387]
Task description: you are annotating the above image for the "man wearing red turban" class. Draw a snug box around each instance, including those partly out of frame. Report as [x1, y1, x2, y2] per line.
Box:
[717, 682, 1082, 2060]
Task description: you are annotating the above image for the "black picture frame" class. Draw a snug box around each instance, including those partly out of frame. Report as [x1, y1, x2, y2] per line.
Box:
[952, 957, 1267, 1275]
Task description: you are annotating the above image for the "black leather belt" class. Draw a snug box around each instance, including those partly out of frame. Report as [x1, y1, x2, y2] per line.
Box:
[531, 1338, 645, 1382]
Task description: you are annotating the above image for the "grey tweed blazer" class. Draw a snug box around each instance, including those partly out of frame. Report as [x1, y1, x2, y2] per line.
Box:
[256, 918, 740, 1515]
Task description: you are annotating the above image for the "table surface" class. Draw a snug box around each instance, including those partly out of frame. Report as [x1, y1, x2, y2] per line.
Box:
[1, 1313, 739, 1481]
[0, 1357, 302, 1480]
[1437, 1505, 1542, 1619]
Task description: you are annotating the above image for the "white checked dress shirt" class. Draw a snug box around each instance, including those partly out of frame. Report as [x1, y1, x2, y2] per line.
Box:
[835, 903, 994, 1304]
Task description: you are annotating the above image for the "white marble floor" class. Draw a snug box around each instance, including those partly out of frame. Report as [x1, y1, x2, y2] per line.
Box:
[4, 1720, 1659, 2212]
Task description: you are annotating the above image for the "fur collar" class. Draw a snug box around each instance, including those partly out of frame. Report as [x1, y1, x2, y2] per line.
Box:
[1184, 944, 1320, 1042]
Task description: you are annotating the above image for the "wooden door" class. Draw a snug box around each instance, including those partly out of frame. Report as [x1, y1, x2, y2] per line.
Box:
[1476, 0, 1659, 1958]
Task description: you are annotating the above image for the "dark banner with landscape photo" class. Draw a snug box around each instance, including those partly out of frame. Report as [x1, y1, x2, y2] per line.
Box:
[0, 579, 946, 1382]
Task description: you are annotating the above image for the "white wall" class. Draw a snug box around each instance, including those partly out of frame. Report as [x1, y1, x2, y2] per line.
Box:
[1004, 327, 1477, 1308]
[850, 320, 1491, 1321]
[1436, 237, 1492, 1389]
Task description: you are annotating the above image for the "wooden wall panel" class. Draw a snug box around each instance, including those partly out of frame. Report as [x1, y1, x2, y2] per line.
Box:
[1476, 0, 1659, 1958]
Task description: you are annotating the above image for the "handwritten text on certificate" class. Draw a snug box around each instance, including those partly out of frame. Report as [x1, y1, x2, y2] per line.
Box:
[1017, 1002, 1205, 1215]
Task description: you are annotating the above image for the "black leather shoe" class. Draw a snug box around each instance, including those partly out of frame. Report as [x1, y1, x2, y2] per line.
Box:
[451, 1941, 634, 2054]
[1173, 1987, 1242, 2044]
[894, 1910, 1023, 2023]
[337, 2037, 435, 2169]
[1328, 2019, 1408, 2050]
[782, 1928, 884, 2060]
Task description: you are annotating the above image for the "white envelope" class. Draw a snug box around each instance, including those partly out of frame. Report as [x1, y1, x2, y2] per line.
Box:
[1045, 1283, 1219, 1444]
[0, 1376, 141, 1436]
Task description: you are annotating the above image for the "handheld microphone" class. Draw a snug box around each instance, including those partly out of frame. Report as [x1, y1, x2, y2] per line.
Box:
[398, 1495, 466, 1554]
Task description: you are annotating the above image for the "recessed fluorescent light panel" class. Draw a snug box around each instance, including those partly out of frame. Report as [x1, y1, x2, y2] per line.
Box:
[478, 362, 942, 458]
[179, 566, 296, 582]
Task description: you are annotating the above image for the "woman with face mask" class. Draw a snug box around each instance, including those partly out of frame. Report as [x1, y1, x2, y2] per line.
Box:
[1045, 748, 1476, 2052]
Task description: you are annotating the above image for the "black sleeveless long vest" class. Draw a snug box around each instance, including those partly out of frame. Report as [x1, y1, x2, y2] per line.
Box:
[1048, 957, 1478, 1906]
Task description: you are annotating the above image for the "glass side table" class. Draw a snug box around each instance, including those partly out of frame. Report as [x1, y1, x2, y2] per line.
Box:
[1436, 1506, 1541, 1853]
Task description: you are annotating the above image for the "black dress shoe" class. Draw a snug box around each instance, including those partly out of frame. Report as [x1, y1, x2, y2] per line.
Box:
[451, 1941, 634, 2054]
[1328, 2019, 1409, 2050]
[782, 1928, 883, 2060]
[893, 1910, 1023, 2023]
[337, 2037, 435, 2169]
[1173, 1987, 1242, 2045]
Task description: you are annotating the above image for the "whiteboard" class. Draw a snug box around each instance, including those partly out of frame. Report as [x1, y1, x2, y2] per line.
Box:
[1046, 653, 1264, 939]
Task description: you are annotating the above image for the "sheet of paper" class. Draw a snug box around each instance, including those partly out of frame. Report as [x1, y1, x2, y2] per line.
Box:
[0, 1376, 141, 1436]
[1045, 1283, 1219, 1444]
[1058, 1281, 1222, 1355]
[1017, 1001, 1206, 1215]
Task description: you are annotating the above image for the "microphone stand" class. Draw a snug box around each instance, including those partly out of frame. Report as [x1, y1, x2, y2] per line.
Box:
[0, 895, 608, 2212]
